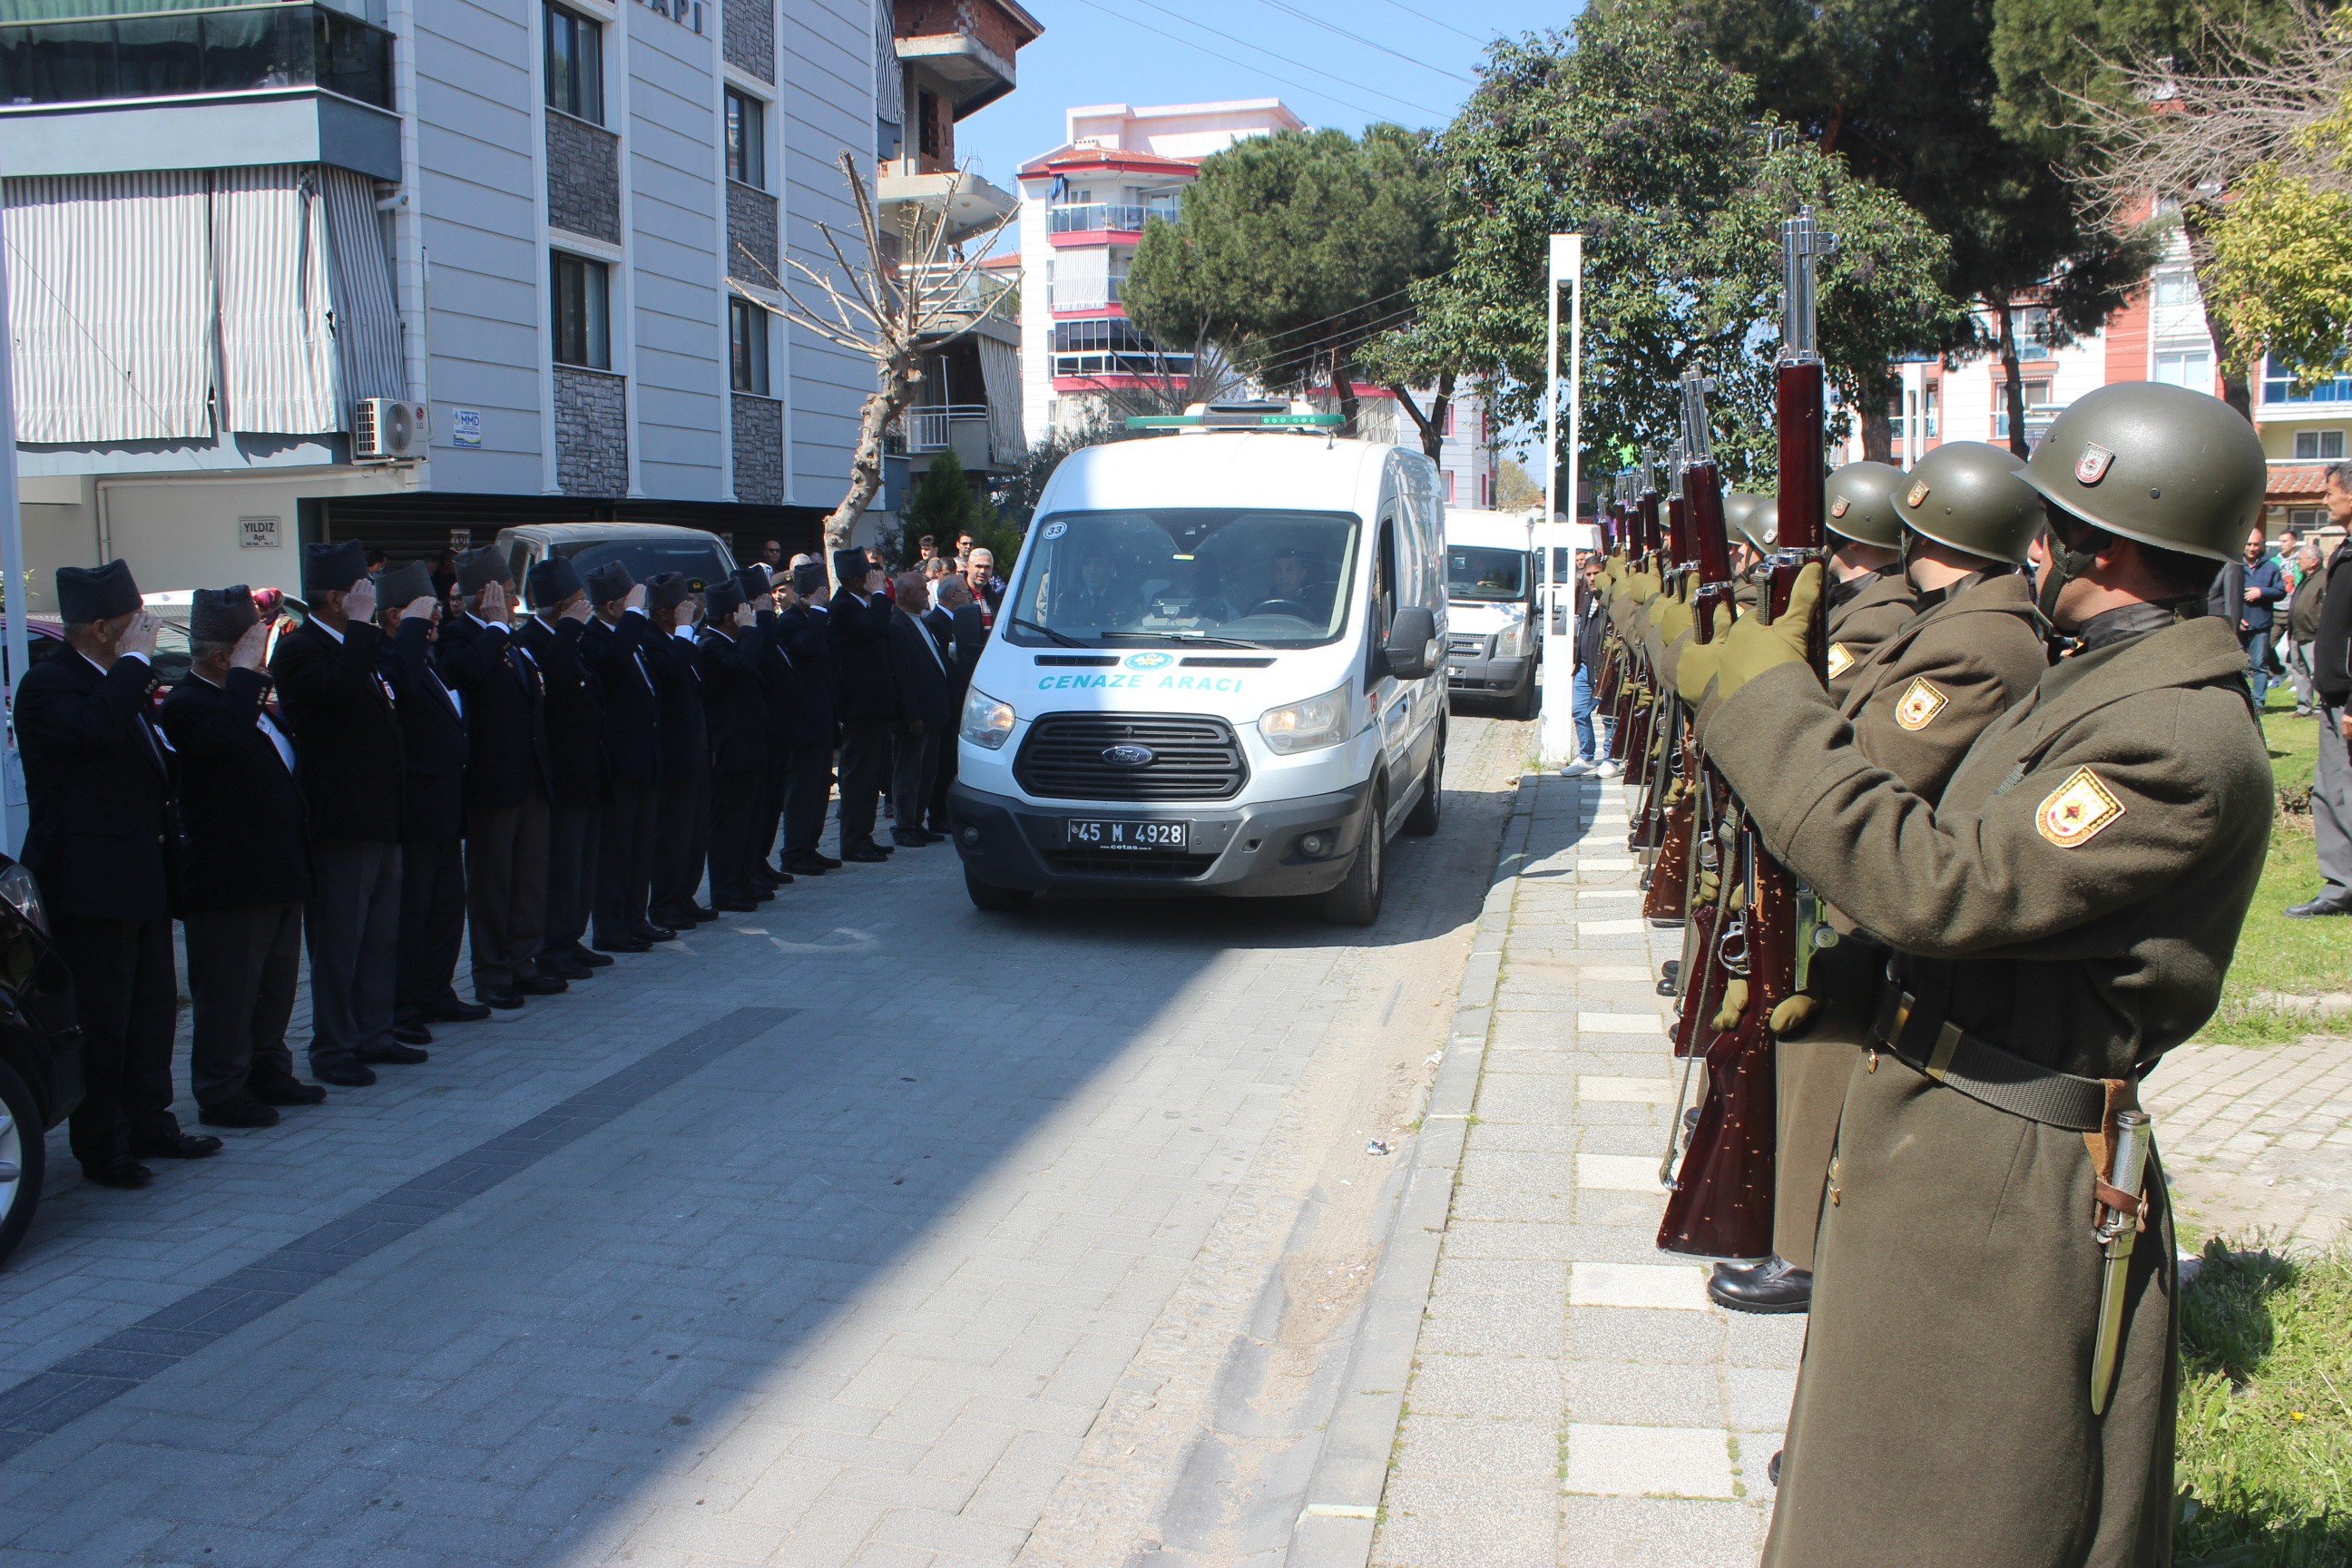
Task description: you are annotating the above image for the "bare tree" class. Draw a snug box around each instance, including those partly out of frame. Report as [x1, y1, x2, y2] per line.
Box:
[730, 152, 1014, 549]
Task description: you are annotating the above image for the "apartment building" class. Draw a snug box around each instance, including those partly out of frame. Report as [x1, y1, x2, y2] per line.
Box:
[0, 0, 1029, 607]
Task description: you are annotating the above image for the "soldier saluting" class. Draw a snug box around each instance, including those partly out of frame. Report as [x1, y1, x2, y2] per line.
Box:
[1677, 381, 2273, 1566]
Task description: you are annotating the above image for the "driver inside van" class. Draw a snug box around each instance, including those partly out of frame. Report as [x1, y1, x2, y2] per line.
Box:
[1064, 551, 1135, 628]
[1259, 547, 1333, 623]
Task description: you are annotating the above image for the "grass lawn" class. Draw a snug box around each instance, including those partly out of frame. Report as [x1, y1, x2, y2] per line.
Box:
[2201, 694, 2349, 1046]
[2177, 1241, 2352, 1565]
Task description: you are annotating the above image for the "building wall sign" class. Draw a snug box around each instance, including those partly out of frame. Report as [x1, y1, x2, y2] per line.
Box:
[450, 407, 483, 448]
[639, 0, 704, 34]
[239, 515, 282, 549]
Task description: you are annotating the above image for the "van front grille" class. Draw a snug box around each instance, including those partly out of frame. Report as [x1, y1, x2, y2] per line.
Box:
[1014, 712, 1248, 802]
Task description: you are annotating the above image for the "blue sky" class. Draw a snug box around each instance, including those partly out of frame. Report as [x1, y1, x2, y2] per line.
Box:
[954, 1, 1581, 211]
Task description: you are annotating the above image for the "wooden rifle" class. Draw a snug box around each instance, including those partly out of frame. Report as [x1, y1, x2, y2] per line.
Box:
[1658, 214, 1837, 1259]
[1640, 446, 1697, 918]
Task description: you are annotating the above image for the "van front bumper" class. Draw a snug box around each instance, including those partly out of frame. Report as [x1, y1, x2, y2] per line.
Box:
[948, 779, 1376, 898]
[1446, 651, 1532, 694]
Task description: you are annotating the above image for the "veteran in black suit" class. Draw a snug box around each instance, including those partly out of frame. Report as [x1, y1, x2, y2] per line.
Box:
[886, 572, 956, 848]
[778, 558, 840, 877]
[741, 566, 797, 893]
[439, 547, 562, 1008]
[270, 542, 414, 1086]
[923, 573, 986, 835]
[828, 548, 898, 862]
[517, 557, 606, 981]
[159, 587, 325, 1130]
[582, 561, 669, 950]
[698, 575, 769, 911]
[643, 573, 711, 928]
[17, 561, 218, 1185]
[372, 560, 482, 1044]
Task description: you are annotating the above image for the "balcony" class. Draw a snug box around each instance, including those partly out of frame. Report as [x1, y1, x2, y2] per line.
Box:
[1050, 201, 1179, 235]
[903, 261, 1015, 333]
[0, 5, 392, 111]
[877, 163, 1016, 247]
[907, 403, 992, 453]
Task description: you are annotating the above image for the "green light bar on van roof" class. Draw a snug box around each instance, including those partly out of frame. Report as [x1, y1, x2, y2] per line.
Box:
[1123, 412, 1348, 430]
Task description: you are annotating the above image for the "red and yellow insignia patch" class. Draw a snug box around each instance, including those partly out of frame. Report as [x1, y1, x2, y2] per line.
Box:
[2036, 766, 2125, 848]
[1830, 497, 1851, 518]
[1906, 481, 1930, 508]
[1825, 642, 1854, 678]
[1893, 676, 1947, 730]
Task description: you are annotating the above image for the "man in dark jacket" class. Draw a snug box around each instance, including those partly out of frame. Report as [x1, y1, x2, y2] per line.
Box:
[741, 565, 796, 892]
[644, 573, 711, 928]
[923, 573, 985, 834]
[2293, 466, 2352, 916]
[438, 547, 562, 1006]
[2210, 524, 2290, 707]
[582, 561, 668, 949]
[372, 561, 479, 1047]
[517, 556, 607, 979]
[1562, 555, 1615, 777]
[828, 547, 897, 863]
[20, 561, 218, 1185]
[887, 571, 956, 848]
[270, 542, 417, 1086]
[698, 576, 769, 910]
[778, 558, 840, 877]
[160, 587, 324, 1129]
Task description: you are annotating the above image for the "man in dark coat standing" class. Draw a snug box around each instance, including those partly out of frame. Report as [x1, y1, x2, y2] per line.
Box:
[923, 573, 985, 835]
[643, 573, 711, 928]
[698, 576, 769, 910]
[19, 561, 218, 1185]
[160, 587, 325, 1129]
[517, 556, 607, 980]
[371, 560, 482, 1045]
[828, 547, 897, 863]
[438, 547, 563, 1006]
[887, 571, 956, 848]
[583, 561, 669, 949]
[270, 542, 417, 1087]
[778, 558, 839, 877]
[740, 565, 795, 892]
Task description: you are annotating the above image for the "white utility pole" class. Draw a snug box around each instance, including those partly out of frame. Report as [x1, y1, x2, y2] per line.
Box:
[1539, 232, 1583, 765]
[0, 168, 26, 857]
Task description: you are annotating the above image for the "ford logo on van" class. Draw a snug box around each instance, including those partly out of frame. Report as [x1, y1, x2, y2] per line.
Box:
[1101, 744, 1156, 768]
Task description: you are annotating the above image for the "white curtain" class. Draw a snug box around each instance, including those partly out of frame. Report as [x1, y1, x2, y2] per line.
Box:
[212, 164, 341, 434]
[1049, 247, 1108, 312]
[977, 333, 1023, 464]
[5, 172, 216, 442]
[321, 166, 404, 407]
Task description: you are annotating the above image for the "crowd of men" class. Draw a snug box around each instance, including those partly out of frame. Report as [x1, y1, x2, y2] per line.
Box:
[14, 535, 1002, 1191]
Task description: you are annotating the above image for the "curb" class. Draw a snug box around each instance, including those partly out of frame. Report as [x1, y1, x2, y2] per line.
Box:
[1282, 769, 1545, 1568]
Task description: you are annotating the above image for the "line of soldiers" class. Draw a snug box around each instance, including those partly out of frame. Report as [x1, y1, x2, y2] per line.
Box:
[1592, 381, 2272, 1566]
[16, 538, 984, 1191]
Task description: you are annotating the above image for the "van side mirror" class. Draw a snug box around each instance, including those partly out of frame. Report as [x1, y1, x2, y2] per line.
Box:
[1385, 606, 1440, 680]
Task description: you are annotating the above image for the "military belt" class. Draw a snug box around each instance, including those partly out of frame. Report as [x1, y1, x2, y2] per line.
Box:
[1867, 985, 2116, 1132]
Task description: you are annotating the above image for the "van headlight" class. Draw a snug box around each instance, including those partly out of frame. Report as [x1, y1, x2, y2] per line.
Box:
[960, 686, 1016, 750]
[1494, 604, 1529, 656]
[1257, 682, 1352, 754]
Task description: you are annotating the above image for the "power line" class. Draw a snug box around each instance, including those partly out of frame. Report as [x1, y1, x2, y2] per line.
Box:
[1068, 0, 1454, 122]
[1258, 0, 1474, 84]
[1364, 0, 1494, 46]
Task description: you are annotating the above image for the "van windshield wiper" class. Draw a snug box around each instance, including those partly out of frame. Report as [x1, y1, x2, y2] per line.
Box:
[1008, 616, 1091, 648]
[1099, 630, 1269, 650]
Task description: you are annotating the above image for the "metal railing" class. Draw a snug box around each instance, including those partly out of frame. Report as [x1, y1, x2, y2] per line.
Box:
[903, 261, 1014, 325]
[907, 404, 992, 452]
[1049, 201, 1179, 234]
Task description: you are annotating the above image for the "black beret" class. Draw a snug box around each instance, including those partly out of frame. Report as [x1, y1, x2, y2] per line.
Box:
[646, 572, 691, 612]
[585, 560, 634, 605]
[703, 576, 746, 620]
[376, 561, 436, 611]
[190, 585, 258, 643]
[302, 540, 370, 595]
[456, 545, 513, 595]
[527, 555, 584, 610]
[55, 559, 141, 623]
[831, 547, 872, 586]
[734, 566, 772, 605]
[792, 560, 827, 596]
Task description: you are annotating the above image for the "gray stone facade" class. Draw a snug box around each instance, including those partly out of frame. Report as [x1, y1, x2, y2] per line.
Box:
[723, 0, 775, 83]
[731, 393, 784, 505]
[725, 182, 779, 281]
[546, 112, 621, 244]
[556, 365, 628, 495]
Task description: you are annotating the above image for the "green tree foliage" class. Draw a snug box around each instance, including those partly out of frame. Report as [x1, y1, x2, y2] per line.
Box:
[896, 447, 985, 567]
[2207, 162, 2352, 385]
[1123, 125, 1463, 454]
[1408, 0, 1959, 489]
[1696, 0, 2152, 455]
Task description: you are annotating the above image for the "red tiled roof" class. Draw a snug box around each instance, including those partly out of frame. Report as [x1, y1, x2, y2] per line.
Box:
[2269, 463, 2330, 501]
[1017, 143, 1201, 178]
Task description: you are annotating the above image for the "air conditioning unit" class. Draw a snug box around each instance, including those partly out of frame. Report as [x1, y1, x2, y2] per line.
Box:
[354, 398, 427, 461]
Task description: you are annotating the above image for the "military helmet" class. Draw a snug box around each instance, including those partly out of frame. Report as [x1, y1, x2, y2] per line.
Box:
[1722, 492, 1776, 552]
[1897, 441, 2042, 564]
[2016, 381, 2268, 561]
[1824, 460, 1905, 547]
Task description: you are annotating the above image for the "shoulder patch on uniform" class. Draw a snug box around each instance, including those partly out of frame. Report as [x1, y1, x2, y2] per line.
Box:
[1825, 642, 1854, 678]
[2035, 766, 2126, 848]
[1893, 676, 1947, 730]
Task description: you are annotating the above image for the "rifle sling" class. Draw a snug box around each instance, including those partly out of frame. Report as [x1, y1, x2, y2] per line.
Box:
[1868, 985, 2117, 1132]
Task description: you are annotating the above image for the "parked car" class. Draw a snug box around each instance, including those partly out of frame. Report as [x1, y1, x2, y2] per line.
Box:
[494, 523, 740, 595]
[0, 854, 83, 1268]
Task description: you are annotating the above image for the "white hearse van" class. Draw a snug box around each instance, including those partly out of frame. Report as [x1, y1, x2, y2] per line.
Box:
[1439, 507, 1540, 717]
[948, 405, 1448, 926]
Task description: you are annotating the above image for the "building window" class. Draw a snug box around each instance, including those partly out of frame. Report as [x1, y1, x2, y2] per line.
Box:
[2296, 429, 2347, 460]
[1050, 315, 1191, 378]
[544, 2, 603, 123]
[1437, 401, 1455, 437]
[1443, 470, 1456, 503]
[1992, 377, 2053, 441]
[725, 89, 765, 188]
[2291, 507, 2325, 530]
[2261, 353, 2352, 407]
[551, 251, 610, 369]
[2152, 270, 2196, 307]
[729, 297, 769, 395]
[2153, 348, 2212, 390]
[2014, 306, 2055, 358]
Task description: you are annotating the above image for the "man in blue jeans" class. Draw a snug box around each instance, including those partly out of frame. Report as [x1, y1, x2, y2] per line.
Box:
[2211, 524, 2288, 707]
[1561, 555, 1619, 776]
